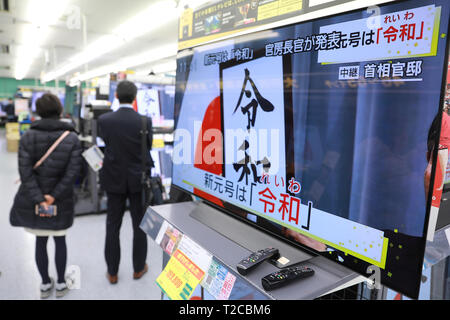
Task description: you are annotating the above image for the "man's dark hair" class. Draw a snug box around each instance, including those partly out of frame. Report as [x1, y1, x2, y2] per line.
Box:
[36, 93, 63, 119]
[116, 80, 138, 104]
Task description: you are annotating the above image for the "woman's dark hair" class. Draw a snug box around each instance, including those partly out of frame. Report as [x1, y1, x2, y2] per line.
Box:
[116, 80, 138, 104]
[36, 93, 63, 119]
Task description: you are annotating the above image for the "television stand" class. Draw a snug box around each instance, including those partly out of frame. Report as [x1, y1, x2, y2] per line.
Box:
[189, 201, 314, 268]
[141, 201, 363, 300]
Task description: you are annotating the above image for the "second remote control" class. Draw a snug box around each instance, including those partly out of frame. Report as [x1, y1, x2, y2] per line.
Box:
[236, 248, 280, 275]
[261, 266, 315, 291]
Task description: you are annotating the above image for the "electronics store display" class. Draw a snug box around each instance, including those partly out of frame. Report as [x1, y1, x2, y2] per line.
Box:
[172, 0, 450, 299]
[141, 201, 360, 300]
[261, 266, 315, 291]
[236, 247, 280, 275]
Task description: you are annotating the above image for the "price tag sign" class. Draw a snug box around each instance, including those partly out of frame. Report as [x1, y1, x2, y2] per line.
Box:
[155, 221, 183, 256]
[81, 145, 104, 172]
[156, 249, 205, 300]
[203, 259, 237, 300]
[177, 236, 213, 273]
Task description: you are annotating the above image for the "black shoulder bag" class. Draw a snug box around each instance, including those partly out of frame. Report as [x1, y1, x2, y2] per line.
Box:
[140, 116, 164, 211]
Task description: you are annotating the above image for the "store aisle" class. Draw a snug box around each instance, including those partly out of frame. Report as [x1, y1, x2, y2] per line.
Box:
[0, 129, 163, 300]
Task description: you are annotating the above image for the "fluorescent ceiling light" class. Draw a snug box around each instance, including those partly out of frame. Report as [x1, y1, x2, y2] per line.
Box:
[43, 0, 214, 83]
[43, 1, 182, 83]
[14, 0, 69, 80]
[151, 61, 177, 74]
[138, 61, 177, 75]
[68, 43, 177, 85]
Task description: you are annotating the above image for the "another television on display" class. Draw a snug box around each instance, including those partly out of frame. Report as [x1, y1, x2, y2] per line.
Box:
[172, 0, 450, 299]
[110, 83, 162, 119]
[136, 87, 160, 119]
[31, 91, 66, 113]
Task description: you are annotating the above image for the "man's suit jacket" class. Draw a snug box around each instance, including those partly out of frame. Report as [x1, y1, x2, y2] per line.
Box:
[98, 107, 154, 194]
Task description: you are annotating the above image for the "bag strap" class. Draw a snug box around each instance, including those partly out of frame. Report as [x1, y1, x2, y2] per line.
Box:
[140, 116, 148, 183]
[140, 116, 150, 210]
[33, 131, 71, 170]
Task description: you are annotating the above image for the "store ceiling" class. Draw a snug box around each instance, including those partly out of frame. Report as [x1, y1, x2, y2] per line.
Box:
[0, 0, 184, 81]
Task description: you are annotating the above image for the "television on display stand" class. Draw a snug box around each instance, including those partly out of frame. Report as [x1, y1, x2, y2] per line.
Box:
[171, 0, 450, 299]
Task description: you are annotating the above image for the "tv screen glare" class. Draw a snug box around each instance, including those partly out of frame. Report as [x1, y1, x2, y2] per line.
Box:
[172, 0, 450, 299]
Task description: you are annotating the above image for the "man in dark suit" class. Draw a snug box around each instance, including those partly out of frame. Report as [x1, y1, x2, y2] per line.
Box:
[98, 81, 154, 284]
[4, 98, 15, 121]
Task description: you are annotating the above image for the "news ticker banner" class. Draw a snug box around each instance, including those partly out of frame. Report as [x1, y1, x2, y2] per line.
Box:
[178, 0, 356, 50]
[155, 222, 239, 300]
[317, 4, 442, 64]
[180, 166, 389, 269]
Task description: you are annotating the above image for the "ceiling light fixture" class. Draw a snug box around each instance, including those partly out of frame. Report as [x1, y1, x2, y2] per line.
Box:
[14, 0, 69, 80]
[42, 0, 213, 83]
[151, 62, 177, 74]
[68, 43, 177, 86]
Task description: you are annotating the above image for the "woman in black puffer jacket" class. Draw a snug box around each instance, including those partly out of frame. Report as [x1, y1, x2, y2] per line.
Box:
[10, 93, 82, 299]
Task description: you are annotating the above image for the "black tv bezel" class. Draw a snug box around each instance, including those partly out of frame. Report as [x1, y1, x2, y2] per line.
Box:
[172, 0, 450, 299]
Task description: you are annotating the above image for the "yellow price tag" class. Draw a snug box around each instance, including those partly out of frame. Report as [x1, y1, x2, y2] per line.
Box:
[156, 249, 205, 300]
[152, 139, 165, 149]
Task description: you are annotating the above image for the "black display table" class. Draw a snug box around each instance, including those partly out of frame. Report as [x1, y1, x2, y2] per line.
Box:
[141, 201, 364, 300]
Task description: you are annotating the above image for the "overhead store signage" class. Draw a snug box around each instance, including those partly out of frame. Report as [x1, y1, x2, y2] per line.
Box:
[178, 0, 356, 50]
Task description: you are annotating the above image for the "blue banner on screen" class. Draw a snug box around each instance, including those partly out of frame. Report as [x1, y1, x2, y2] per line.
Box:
[172, 0, 450, 299]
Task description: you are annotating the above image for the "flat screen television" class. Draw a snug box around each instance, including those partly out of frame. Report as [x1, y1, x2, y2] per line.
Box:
[136, 87, 160, 118]
[172, 0, 450, 299]
[31, 91, 66, 113]
[110, 83, 162, 119]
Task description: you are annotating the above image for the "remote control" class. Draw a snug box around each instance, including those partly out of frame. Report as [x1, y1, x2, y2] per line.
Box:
[261, 266, 315, 291]
[236, 248, 280, 275]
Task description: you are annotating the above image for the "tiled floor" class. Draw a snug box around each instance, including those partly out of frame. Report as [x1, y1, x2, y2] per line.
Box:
[0, 129, 163, 300]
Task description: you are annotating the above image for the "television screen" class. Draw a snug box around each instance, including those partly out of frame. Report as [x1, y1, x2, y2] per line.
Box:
[136, 87, 160, 118]
[160, 86, 175, 121]
[31, 91, 65, 113]
[172, 0, 450, 298]
[109, 81, 118, 103]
